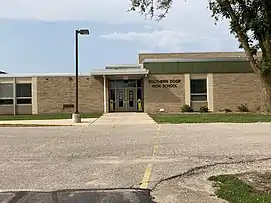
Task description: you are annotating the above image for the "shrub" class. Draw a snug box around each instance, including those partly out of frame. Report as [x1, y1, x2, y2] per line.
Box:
[199, 105, 209, 113]
[224, 108, 232, 113]
[237, 103, 249, 112]
[219, 108, 232, 113]
[181, 104, 194, 112]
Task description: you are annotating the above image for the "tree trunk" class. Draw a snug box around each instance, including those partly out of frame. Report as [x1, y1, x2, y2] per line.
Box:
[260, 72, 271, 113]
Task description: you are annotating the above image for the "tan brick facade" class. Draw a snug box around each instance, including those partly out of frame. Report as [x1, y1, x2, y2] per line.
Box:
[36, 76, 104, 114]
[144, 74, 185, 113]
[1, 52, 264, 115]
[213, 73, 261, 112]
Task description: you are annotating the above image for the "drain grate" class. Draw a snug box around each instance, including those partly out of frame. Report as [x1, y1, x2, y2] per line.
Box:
[0, 189, 155, 203]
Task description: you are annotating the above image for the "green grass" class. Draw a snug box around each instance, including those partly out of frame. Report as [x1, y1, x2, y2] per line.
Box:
[0, 124, 71, 127]
[0, 113, 101, 121]
[208, 174, 271, 203]
[150, 113, 271, 123]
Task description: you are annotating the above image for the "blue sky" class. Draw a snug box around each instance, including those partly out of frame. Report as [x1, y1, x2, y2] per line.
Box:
[0, 0, 241, 74]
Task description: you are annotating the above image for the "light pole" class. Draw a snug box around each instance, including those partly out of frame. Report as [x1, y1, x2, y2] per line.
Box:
[72, 28, 90, 123]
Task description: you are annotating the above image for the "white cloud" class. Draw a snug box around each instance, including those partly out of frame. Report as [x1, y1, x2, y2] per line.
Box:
[0, 0, 240, 52]
[0, 0, 145, 23]
[101, 30, 186, 51]
[99, 0, 239, 52]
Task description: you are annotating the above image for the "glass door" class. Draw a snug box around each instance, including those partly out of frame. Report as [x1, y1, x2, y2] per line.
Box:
[116, 89, 125, 112]
[126, 89, 136, 112]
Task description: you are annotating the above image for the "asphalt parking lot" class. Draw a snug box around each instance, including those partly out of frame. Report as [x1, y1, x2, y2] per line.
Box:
[1, 122, 271, 202]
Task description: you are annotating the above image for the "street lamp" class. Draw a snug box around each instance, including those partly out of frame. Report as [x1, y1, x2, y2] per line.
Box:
[72, 28, 90, 123]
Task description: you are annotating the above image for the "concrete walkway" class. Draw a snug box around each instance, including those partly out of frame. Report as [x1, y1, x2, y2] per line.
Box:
[0, 118, 97, 126]
[91, 113, 157, 125]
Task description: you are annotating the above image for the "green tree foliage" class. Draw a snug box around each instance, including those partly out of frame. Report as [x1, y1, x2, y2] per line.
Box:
[129, 0, 271, 112]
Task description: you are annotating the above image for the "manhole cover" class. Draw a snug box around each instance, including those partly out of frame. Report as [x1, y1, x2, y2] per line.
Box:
[0, 189, 155, 203]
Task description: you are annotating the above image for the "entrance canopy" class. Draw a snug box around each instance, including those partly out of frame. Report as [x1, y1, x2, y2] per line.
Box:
[91, 64, 149, 114]
[90, 64, 149, 77]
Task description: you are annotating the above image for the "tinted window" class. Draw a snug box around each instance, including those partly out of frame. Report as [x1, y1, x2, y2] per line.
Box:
[190, 79, 207, 94]
[0, 99, 13, 105]
[16, 84, 31, 97]
[0, 83, 13, 98]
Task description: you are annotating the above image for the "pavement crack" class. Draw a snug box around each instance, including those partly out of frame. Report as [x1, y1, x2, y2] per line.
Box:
[151, 156, 271, 190]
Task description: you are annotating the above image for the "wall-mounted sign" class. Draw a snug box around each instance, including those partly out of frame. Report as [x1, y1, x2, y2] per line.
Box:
[148, 79, 181, 88]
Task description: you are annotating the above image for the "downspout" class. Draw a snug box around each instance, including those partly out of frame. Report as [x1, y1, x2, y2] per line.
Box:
[103, 75, 107, 114]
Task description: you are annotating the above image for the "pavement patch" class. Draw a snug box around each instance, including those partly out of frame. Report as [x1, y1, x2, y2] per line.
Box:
[0, 189, 155, 203]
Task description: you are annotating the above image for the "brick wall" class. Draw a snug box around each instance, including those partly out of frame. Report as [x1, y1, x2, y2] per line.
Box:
[36, 76, 104, 114]
[144, 74, 185, 113]
[213, 73, 261, 112]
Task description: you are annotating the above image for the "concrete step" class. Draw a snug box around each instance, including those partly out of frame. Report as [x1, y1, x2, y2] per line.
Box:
[91, 113, 157, 125]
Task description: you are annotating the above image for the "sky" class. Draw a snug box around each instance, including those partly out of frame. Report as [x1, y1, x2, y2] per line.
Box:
[0, 0, 241, 74]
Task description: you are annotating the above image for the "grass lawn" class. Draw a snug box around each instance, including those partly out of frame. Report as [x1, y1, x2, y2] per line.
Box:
[209, 174, 271, 203]
[150, 113, 271, 123]
[0, 113, 101, 121]
[0, 124, 71, 127]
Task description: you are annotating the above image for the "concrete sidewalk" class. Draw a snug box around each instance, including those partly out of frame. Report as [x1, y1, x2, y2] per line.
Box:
[0, 113, 156, 127]
[91, 113, 157, 125]
[0, 118, 97, 126]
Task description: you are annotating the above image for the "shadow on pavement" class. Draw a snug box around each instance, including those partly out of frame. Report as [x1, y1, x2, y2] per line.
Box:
[0, 188, 156, 203]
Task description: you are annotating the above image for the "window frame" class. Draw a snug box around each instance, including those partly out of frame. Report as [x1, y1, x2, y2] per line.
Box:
[190, 78, 207, 102]
[0, 83, 14, 106]
[15, 83, 32, 105]
[0, 97, 14, 105]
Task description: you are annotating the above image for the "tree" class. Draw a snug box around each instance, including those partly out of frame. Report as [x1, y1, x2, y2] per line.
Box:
[129, 0, 271, 112]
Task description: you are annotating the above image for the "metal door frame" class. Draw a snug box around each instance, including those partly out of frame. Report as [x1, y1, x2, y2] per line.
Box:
[125, 88, 137, 112]
[109, 79, 143, 112]
[115, 89, 125, 112]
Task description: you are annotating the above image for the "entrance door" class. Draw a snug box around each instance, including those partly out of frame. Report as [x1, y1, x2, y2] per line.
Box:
[126, 89, 136, 112]
[115, 89, 137, 112]
[116, 89, 125, 112]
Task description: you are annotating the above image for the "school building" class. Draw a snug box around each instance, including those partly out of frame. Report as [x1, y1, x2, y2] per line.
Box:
[0, 52, 261, 115]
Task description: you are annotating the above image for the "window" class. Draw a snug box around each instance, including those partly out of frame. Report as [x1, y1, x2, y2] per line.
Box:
[16, 83, 32, 104]
[0, 83, 14, 105]
[115, 80, 136, 88]
[137, 79, 142, 87]
[17, 98, 32, 104]
[0, 99, 13, 105]
[16, 84, 31, 97]
[190, 79, 207, 101]
[109, 81, 116, 88]
[0, 83, 13, 98]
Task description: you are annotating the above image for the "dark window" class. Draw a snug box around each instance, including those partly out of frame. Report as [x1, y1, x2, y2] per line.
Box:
[0, 99, 13, 105]
[110, 89, 115, 101]
[129, 101, 134, 107]
[190, 79, 207, 94]
[109, 81, 116, 88]
[190, 79, 207, 102]
[17, 98, 32, 104]
[137, 80, 142, 87]
[115, 80, 136, 88]
[0, 83, 13, 98]
[127, 80, 136, 87]
[137, 89, 142, 100]
[191, 95, 207, 101]
[16, 84, 31, 97]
